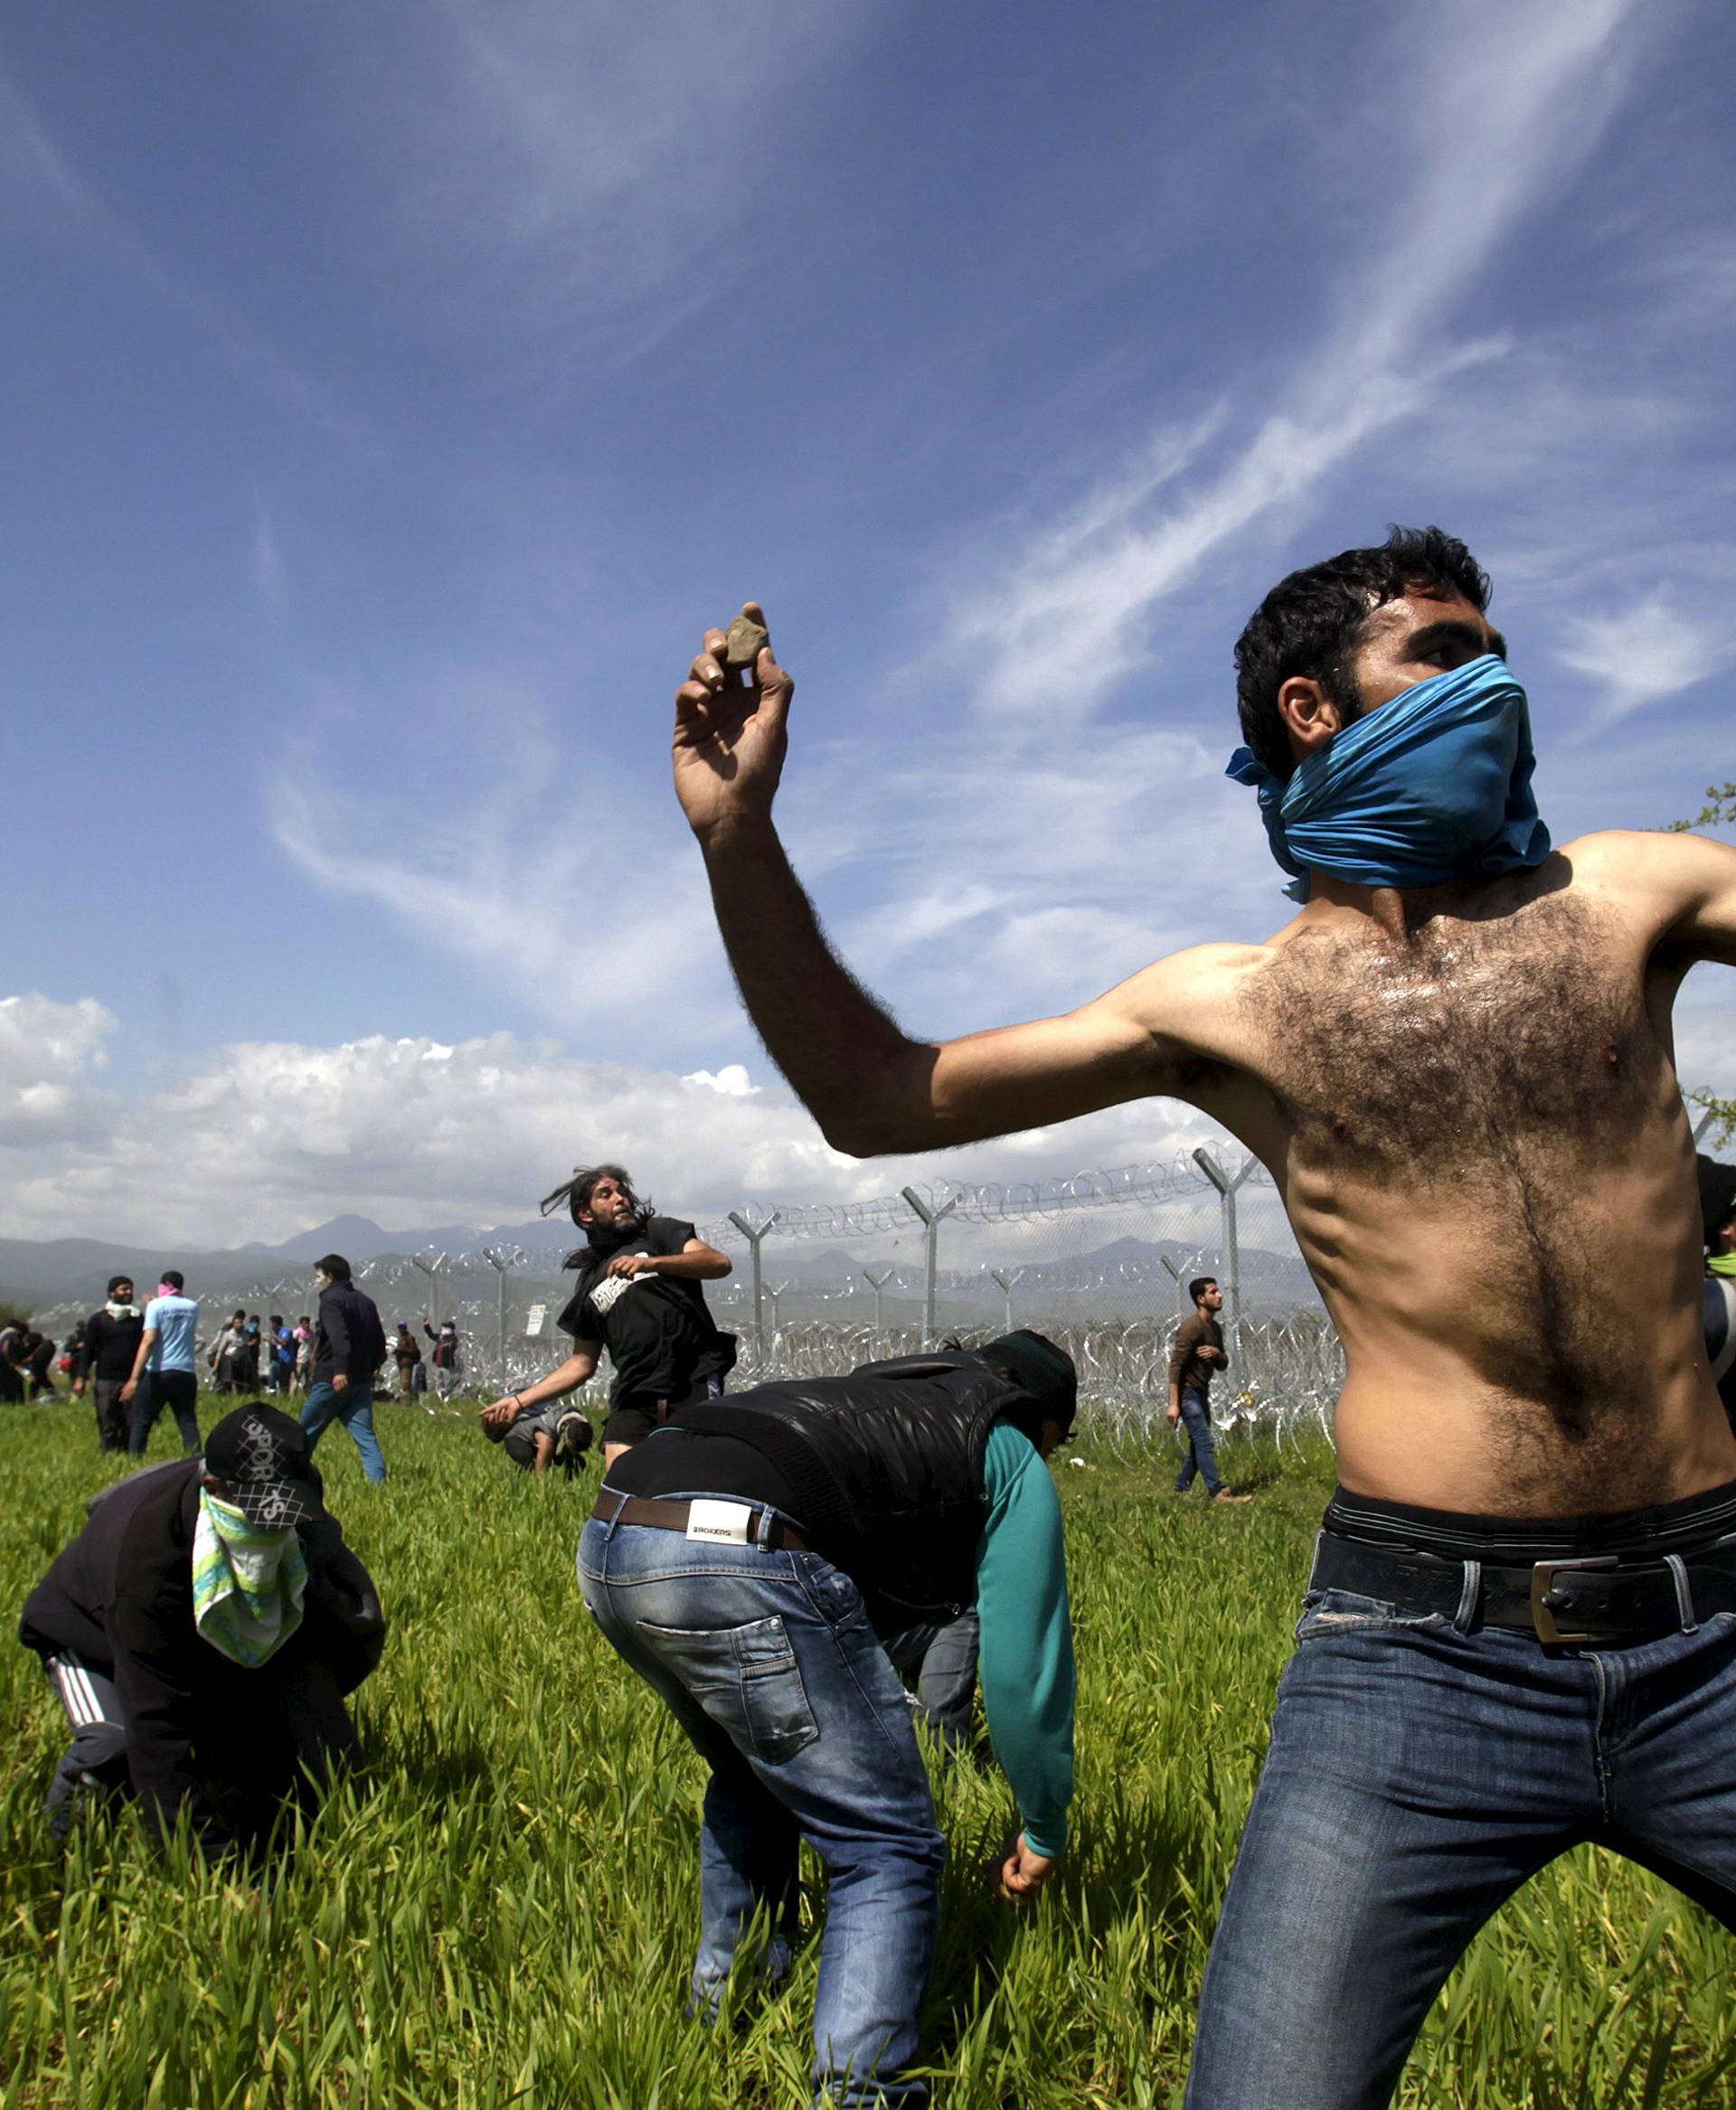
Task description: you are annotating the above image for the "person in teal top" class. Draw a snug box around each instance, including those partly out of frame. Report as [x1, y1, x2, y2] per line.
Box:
[587, 1332, 1078, 2108]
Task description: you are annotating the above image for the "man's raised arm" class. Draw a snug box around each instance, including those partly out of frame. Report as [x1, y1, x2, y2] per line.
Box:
[671, 618, 1233, 1156]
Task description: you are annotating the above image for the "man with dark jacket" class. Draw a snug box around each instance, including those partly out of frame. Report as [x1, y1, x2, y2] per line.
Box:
[72, 1276, 146, 1451]
[580, 1330, 1078, 2108]
[19, 1403, 384, 1851]
[298, 1255, 389, 1484]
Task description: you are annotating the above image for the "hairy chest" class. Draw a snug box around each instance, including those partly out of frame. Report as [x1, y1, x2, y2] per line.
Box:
[1243, 893, 1663, 1176]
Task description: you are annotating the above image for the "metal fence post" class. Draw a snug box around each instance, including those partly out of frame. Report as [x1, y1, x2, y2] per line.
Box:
[1191, 1148, 1252, 1359]
[989, 1266, 1024, 1333]
[728, 1210, 781, 1355]
[901, 1188, 958, 1346]
[480, 1246, 521, 1395]
[863, 1268, 897, 1341]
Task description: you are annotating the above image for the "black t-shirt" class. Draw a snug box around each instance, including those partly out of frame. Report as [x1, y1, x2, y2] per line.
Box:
[557, 1215, 735, 1407]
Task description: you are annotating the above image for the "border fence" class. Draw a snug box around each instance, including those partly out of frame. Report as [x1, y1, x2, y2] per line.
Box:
[35, 1141, 1339, 1451]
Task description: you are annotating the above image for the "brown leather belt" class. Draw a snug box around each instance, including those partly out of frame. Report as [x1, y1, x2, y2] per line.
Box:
[591, 1492, 814, 1553]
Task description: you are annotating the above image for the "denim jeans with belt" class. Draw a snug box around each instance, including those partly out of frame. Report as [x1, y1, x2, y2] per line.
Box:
[1174, 1387, 1224, 1494]
[579, 1505, 945, 2108]
[299, 1380, 388, 1483]
[1184, 1586, 1736, 2109]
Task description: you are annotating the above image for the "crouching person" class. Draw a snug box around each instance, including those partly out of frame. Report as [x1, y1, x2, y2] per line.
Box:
[481, 1396, 595, 1478]
[18, 1403, 385, 1856]
[579, 1329, 1078, 2108]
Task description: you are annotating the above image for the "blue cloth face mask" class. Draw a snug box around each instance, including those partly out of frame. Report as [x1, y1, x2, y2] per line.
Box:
[1225, 654, 1552, 902]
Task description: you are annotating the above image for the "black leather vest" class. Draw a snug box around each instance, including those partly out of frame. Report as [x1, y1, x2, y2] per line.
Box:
[672, 1352, 1037, 1625]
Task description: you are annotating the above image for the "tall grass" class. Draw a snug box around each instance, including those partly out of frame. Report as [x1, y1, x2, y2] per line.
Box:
[2, 1399, 1731, 2106]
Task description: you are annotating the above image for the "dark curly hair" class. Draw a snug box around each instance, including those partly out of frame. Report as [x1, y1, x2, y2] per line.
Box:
[1233, 526, 1492, 781]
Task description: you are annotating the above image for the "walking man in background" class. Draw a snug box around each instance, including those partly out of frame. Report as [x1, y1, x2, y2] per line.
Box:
[667, 532, 1736, 2108]
[1167, 1278, 1250, 1504]
[299, 1256, 389, 1484]
[72, 1276, 145, 1452]
[120, 1271, 202, 1456]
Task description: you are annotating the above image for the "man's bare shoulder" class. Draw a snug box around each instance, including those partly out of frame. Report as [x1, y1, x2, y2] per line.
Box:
[1099, 940, 1277, 1027]
[1559, 828, 1736, 951]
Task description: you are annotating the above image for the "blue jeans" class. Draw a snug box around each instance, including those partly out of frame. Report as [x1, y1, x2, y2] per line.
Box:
[299, 1380, 387, 1483]
[579, 1506, 945, 2107]
[884, 1609, 980, 1750]
[1175, 1388, 1223, 1494]
[1184, 1587, 1736, 2109]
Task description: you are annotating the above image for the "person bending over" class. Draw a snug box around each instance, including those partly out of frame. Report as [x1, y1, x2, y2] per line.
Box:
[19, 1403, 384, 1854]
[485, 1395, 595, 1478]
[582, 1329, 1077, 2108]
[667, 534, 1736, 2110]
[481, 1164, 733, 1470]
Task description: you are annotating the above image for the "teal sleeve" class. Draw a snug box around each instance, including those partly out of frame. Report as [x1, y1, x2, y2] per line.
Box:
[975, 1420, 1075, 1857]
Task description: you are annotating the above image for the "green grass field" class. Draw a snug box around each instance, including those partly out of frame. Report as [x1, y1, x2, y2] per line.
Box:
[3, 1396, 1732, 2108]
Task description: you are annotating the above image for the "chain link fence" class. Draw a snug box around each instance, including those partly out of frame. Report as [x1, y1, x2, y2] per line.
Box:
[111, 1141, 1338, 1453]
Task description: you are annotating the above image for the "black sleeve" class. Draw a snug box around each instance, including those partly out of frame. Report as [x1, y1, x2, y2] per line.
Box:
[77, 1314, 102, 1383]
[651, 1216, 699, 1255]
[322, 1289, 353, 1372]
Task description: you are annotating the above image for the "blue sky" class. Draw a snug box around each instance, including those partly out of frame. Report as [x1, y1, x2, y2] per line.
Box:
[5, 0, 1734, 1245]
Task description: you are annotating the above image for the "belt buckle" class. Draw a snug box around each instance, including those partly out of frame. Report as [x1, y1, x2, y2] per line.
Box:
[1529, 1554, 1619, 1644]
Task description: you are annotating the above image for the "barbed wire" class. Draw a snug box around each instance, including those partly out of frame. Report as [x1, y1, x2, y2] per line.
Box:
[703, 1150, 1274, 1243]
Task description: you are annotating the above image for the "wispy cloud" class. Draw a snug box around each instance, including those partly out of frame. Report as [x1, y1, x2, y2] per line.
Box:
[359, 0, 882, 379]
[1555, 591, 1736, 727]
[269, 674, 733, 1048]
[251, 507, 288, 604]
[944, 0, 1646, 716]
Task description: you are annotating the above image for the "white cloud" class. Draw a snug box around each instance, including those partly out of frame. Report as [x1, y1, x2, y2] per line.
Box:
[0, 995, 117, 1147]
[0, 1005, 1222, 1249]
[684, 1064, 759, 1096]
[940, 0, 1644, 716]
[1553, 592, 1736, 727]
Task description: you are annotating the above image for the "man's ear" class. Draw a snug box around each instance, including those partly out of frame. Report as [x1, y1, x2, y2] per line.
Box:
[1276, 674, 1348, 761]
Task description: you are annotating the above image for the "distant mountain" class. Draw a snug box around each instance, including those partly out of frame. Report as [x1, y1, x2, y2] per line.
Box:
[241, 1211, 573, 1264]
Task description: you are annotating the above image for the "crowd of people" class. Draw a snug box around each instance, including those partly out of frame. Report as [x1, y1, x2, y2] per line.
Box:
[12, 528, 1736, 2110]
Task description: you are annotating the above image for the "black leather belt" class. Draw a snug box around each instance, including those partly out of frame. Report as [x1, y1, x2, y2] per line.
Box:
[591, 1492, 813, 1553]
[1311, 1529, 1736, 1646]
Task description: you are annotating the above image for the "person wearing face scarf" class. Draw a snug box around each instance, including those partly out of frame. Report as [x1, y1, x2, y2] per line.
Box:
[72, 1276, 146, 1452]
[18, 1403, 384, 1854]
[481, 1163, 734, 1470]
[666, 533, 1736, 2110]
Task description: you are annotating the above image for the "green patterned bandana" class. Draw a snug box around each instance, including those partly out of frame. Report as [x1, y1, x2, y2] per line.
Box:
[193, 1489, 308, 1668]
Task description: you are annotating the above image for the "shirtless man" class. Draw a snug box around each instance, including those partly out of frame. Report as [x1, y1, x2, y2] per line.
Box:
[667, 530, 1736, 2109]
